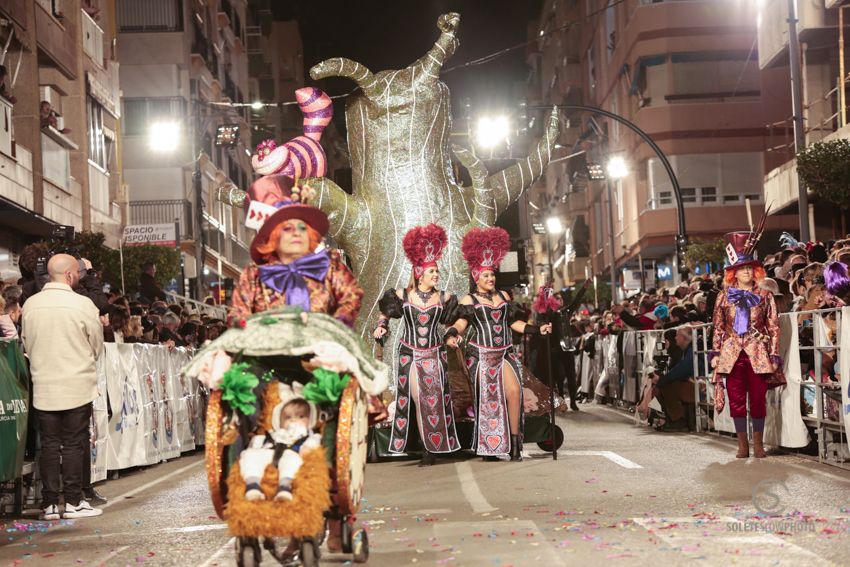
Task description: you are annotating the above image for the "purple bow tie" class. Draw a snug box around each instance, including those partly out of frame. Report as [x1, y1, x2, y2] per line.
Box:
[728, 287, 761, 336]
[258, 250, 330, 312]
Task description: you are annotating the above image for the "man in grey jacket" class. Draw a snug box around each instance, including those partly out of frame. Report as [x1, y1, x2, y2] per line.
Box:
[21, 254, 104, 520]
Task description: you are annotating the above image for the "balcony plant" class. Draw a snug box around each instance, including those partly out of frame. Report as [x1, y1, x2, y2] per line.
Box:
[797, 139, 850, 210]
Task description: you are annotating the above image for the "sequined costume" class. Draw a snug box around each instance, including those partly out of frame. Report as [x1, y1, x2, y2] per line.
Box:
[456, 293, 527, 456]
[229, 250, 363, 328]
[379, 290, 460, 454]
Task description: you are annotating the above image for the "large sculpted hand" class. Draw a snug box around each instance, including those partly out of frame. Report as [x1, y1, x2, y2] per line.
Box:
[438, 12, 460, 34]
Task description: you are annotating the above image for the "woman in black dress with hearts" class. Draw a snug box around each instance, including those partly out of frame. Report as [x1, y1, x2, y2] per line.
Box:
[447, 227, 551, 462]
[373, 225, 460, 465]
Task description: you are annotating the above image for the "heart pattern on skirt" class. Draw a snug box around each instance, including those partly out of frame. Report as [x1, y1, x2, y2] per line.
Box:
[398, 375, 407, 387]
[487, 367, 498, 378]
[400, 355, 411, 366]
[444, 394, 451, 405]
[426, 395, 438, 408]
[466, 358, 475, 368]
[424, 376, 434, 386]
[488, 383, 498, 394]
[429, 432, 443, 447]
[398, 397, 408, 409]
[422, 359, 435, 372]
[427, 415, 439, 428]
[449, 437, 456, 447]
[396, 417, 407, 430]
[488, 401, 498, 412]
[393, 439, 404, 450]
[487, 418, 499, 431]
[485, 435, 502, 450]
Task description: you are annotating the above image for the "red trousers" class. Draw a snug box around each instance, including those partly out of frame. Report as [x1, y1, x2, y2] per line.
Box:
[726, 352, 768, 419]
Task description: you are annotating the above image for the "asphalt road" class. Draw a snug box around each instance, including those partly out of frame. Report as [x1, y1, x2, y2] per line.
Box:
[2, 406, 848, 566]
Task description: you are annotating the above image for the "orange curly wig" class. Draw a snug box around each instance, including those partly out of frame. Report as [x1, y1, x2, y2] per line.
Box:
[724, 265, 766, 287]
[254, 220, 322, 264]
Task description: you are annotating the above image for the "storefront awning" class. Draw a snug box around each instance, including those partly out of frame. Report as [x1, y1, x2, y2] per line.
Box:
[0, 197, 58, 238]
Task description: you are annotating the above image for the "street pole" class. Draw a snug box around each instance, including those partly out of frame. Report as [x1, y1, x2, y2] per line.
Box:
[192, 100, 206, 301]
[606, 180, 618, 306]
[787, 0, 810, 242]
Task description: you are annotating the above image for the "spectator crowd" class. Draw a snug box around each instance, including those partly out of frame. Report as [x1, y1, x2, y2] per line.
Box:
[0, 243, 227, 348]
[543, 232, 850, 434]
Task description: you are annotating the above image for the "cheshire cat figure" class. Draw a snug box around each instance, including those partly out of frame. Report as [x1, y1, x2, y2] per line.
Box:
[220, 14, 559, 348]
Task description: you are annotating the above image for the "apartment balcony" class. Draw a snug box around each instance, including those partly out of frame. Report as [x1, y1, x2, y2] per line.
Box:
[129, 199, 193, 239]
[81, 8, 104, 66]
[35, 0, 78, 79]
[758, 0, 837, 69]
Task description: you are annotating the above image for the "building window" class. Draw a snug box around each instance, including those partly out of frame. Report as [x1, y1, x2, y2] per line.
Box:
[87, 97, 111, 170]
[647, 153, 763, 209]
[117, 0, 182, 32]
[42, 133, 71, 190]
[669, 52, 760, 101]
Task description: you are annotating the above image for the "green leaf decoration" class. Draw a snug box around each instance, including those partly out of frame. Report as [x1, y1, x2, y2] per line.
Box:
[303, 368, 351, 404]
[797, 139, 850, 210]
[259, 316, 279, 326]
[220, 362, 260, 415]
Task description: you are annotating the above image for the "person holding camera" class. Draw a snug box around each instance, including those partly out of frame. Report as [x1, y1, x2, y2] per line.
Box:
[652, 327, 702, 432]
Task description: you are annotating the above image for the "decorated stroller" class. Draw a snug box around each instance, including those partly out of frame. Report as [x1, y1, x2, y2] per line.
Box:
[183, 309, 388, 566]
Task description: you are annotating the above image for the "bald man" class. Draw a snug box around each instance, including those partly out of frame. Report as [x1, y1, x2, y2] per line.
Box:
[21, 253, 104, 520]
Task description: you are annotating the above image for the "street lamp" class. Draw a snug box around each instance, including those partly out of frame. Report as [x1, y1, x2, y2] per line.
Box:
[250, 100, 264, 110]
[148, 121, 180, 152]
[476, 115, 510, 148]
[546, 216, 563, 235]
[606, 156, 628, 180]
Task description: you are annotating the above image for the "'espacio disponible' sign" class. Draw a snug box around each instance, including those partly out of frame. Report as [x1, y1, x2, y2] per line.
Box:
[122, 224, 177, 247]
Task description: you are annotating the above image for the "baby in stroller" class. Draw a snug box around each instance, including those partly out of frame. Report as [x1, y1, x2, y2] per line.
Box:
[240, 382, 322, 502]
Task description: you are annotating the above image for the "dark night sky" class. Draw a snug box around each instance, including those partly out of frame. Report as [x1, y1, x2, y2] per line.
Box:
[276, 1, 544, 129]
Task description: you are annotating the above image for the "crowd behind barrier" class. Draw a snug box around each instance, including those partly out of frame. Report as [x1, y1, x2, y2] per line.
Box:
[576, 307, 849, 469]
[0, 342, 204, 513]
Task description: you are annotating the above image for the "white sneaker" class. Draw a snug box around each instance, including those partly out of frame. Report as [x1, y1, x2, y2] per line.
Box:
[63, 500, 103, 519]
[40, 504, 60, 521]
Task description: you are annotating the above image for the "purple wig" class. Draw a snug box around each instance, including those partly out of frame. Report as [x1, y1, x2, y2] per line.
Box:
[824, 261, 850, 297]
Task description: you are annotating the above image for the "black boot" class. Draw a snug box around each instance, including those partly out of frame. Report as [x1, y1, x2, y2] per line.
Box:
[419, 450, 436, 466]
[510, 434, 523, 462]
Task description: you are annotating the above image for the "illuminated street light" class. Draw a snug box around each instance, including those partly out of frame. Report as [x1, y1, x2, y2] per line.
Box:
[476, 115, 510, 148]
[607, 156, 629, 180]
[251, 101, 264, 110]
[546, 216, 563, 235]
[149, 121, 180, 152]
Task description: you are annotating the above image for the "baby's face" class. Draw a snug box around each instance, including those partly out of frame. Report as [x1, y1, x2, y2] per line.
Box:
[281, 403, 310, 428]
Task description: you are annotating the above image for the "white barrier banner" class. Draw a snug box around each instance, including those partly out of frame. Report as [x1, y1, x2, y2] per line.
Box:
[841, 307, 850, 446]
[90, 360, 109, 483]
[104, 344, 148, 469]
[765, 315, 809, 448]
[101, 344, 201, 470]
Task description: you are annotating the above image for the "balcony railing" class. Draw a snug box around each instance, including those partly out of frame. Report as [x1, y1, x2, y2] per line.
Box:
[191, 16, 218, 77]
[129, 199, 193, 239]
[117, 0, 182, 32]
[82, 8, 104, 66]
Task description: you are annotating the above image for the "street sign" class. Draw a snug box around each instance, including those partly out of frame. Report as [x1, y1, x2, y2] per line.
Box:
[122, 224, 177, 247]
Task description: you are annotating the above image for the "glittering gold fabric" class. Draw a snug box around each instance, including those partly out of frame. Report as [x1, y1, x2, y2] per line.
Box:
[302, 12, 560, 342]
[204, 390, 226, 520]
[711, 287, 780, 379]
[228, 250, 363, 328]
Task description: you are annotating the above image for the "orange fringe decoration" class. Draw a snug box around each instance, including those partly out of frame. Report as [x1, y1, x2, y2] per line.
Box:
[225, 447, 331, 538]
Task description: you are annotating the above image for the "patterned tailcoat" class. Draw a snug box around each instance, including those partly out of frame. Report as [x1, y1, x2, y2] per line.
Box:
[711, 286, 780, 381]
[228, 249, 363, 327]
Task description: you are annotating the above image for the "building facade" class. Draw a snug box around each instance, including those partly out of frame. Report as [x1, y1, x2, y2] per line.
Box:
[0, 0, 124, 279]
[118, 0, 258, 299]
[527, 0, 799, 299]
[759, 0, 850, 239]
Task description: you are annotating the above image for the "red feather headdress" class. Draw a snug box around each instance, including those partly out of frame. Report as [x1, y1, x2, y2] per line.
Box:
[403, 224, 448, 279]
[533, 283, 560, 314]
[461, 227, 511, 281]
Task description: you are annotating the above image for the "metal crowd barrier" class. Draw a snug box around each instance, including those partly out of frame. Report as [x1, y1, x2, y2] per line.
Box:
[594, 307, 849, 470]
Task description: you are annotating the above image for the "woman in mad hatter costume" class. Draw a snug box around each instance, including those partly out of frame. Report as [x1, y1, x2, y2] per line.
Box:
[372, 224, 461, 465]
[711, 226, 784, 459]
[447, 227, 551, 462]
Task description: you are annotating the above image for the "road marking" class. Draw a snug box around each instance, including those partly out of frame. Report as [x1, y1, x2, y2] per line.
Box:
[434, 520, 566, 566]
[88, 545, 129, 567]
[163, 524, 228, 533]
[199, 537, 236, 567]
[102, 458, 204, 509]
[632, 516, 830, 564]
[455, 461, 497, 513]
[560, 450, 643, 469]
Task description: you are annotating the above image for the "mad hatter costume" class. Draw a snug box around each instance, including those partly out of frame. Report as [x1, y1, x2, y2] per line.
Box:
[227, 172, 363, 328]
[711, 225, 783, 459]
[449, 227, 550, 461]
[374, 225, 461, 461]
